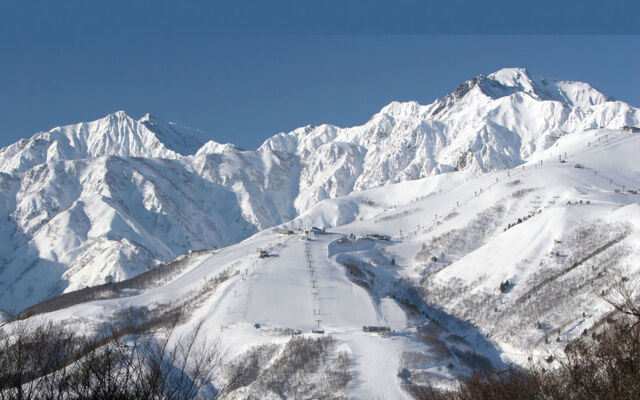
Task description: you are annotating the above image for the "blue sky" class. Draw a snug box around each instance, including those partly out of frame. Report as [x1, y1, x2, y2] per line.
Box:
[1, 1, 639, 150]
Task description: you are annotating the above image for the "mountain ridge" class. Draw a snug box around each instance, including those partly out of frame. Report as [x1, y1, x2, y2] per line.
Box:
[0, 67, 638, 312]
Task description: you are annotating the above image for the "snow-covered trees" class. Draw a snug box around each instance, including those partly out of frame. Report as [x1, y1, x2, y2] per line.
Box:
[407, 275, 640, 400]
[220, 336, 351, 399]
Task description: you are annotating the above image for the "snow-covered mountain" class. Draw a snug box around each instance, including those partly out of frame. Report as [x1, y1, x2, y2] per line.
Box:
[5, 127, 640, 399]
[260, 68, 638, 210]
[0, 68, 639, 314]
[0, 111, 206, 176]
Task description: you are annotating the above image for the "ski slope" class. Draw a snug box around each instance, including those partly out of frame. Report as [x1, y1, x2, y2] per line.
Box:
[30, 227, 433, 398]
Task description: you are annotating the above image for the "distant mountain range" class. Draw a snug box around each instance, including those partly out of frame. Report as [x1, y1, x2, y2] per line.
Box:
[1, 67, 638, 313]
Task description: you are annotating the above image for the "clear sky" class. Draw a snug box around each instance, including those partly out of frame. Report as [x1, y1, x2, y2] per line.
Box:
[1, 1, 639, 150]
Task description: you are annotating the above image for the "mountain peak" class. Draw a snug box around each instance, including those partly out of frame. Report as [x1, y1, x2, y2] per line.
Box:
[108, 110, 134, 120]
[486, 67, 532, 86]
[195, 140, 240, 156]
[0, 111, 182, 174]
[473, 67, 539, 100]
[448, 68, 611, 107]
[379, 101, 422, 118]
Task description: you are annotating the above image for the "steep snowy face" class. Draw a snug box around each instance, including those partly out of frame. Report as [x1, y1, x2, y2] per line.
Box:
[138, 113, 207, 155]
[0, 111, 186, 175]
[191, 147, 301, 229]
[0, 155, 257, 311]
